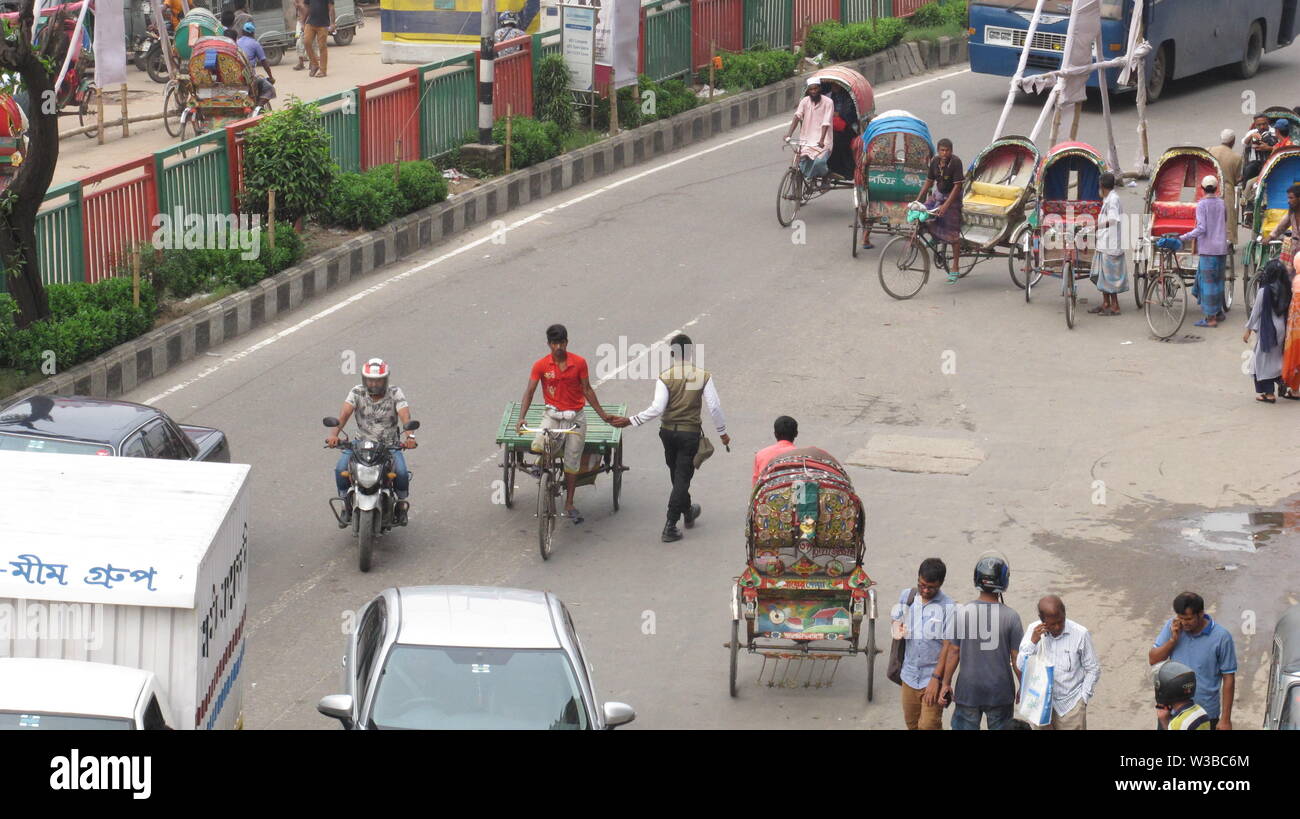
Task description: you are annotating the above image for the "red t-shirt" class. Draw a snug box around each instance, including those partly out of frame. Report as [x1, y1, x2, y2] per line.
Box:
[753, 440, 797, 484]
[530, 353, 588, 412]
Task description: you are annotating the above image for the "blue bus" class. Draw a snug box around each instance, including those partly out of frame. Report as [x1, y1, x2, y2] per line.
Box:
[969, 0, 1300, 100]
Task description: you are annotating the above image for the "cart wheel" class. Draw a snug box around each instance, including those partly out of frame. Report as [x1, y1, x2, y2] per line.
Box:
[776, 168, 802, 227]
[501, 449, 516, 509]
[729, 616, 740, 698]
[78, 88, 99, 139]
[538, 471, 556, 560]
[333, 27, 356, 46]
[264, 46, 285, 67]
[611, 442, 623, 512]
[1133, 259, 1147, 310]
[162, 82, 185, 138]
[1145, 271, 1188, 340]
[1065, 260, 1077, 330]
[865, 612, 876, 703]
[878, 234, 930, 300]
[1223, 251, 1235, 313]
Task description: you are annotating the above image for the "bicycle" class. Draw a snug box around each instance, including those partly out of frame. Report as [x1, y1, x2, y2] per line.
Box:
[776, 138, 852, 228]
[876, 205, 975, 299]
[518, 422, 582, 561]
[1141, 234, 1191, 340]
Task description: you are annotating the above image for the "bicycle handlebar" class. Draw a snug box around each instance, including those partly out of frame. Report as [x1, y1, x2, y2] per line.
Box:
[520, 425, 580, 434]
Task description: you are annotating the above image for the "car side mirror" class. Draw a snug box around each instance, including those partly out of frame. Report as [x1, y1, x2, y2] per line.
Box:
[403, 420, 420, 431]
[323, 417, 340, 428]
[603, 702, 636, 728]
[317, 693, 354, 725]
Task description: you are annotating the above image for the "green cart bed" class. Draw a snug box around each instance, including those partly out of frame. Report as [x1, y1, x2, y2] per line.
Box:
[495, 402, 627, 507]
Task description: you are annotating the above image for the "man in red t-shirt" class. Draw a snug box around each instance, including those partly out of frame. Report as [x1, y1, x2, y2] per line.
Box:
[518, 324, 617, 523]
[753, 415, 798, 484]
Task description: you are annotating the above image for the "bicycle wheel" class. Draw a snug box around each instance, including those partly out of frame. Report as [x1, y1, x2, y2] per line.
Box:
[851, 209, 860, 259]
[537, 471, 556, 560]
[776, 168, 802, 227]
[864, 612, 876, 704]
[878, 234, 931, 300]
[1223, 251, 1235, 313]
[163, 82, 184, 137]
[729, 615, 740, 698]
[1242, 247, 1259, 313]
[1145, 272, 1188, 340]
[1133, 259, 1147, 311]
[78, 88, 99, 139]
[611, 442, 623, 512]
[501, 449, 516, 509]
[1064, 260, 1077, 329]
[1007, 226, 1042, 289]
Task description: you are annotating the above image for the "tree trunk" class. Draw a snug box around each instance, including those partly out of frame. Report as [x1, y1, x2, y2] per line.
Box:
[0, 0, 67, 329]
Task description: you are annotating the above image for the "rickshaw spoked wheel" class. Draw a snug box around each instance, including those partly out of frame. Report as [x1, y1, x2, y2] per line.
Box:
[865, 611, 876, 703]
[501, 448, 516, 509]
[1133, 259, 1147, 310]
[1144, 271, 1188, 340]
[78, 88, 99, 139]
[611, 442, 623, 512]
[776, 168, 802, 227]
[729, 615, 740, 698]
[1223, 251, 1235, 313]
[878, 233, 930, 300]
[851, 209, 860, 259]
[1064, 259, 1077, 329]
[163, 83, 185, 138]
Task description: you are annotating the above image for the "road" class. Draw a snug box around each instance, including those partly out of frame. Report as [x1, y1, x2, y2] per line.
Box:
[127, 48, 1300, 729]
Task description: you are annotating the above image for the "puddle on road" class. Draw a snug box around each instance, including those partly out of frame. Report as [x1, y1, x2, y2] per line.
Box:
[1177, 501, 1300, 553]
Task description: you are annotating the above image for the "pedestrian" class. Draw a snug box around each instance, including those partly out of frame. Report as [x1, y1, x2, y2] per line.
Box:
[940, 552, 1023, 731]
[611, 335, 729, 543]
[890, 558, 954, 731]
[1148, 591, 1237, 730]
[784, 78, 834, 188]
[1243, 259, 1291, 402]
[752, 415, 797, 485]
[1017, 595, 1100, 730]
[220, 8, 238, 41]
[1208, 129, 1243, 248]
[236, 22, 276, 109]
[1180, 175, 1229, 327]
[1271, 185, 1300, 396]
[293, 0, 309, 71]
[1153, 661, 1213, 730]
[1090, 171, 1128, 315]
[916, 137, 965, 283]
[230, 0, 253, 34]
[1242, 114, 1276, 186]
[516, 324, 619, 525]
[304, 0, 336, 78]
[851, 127, 874, 250]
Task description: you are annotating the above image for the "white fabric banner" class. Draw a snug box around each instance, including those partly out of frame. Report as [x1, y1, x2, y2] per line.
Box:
[94, 0, 129, 87]
[1058, 0, 1100, 106]
[609, 0, 638, 89]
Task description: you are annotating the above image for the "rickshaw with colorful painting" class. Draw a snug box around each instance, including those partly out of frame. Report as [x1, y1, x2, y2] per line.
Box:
[728, 448, 878, 699]
[1022, 141, 1108, 329]
[176, 34, 268, 146]
[1241, 146, 1300, 311]
[875, 134, 1040, 299]
[777, 67, 875, 227]
[851, 109, 933, 256]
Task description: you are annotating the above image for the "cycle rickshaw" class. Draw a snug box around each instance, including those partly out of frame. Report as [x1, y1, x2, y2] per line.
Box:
[175, 35, 271, 149]
[1241, 146, 1300, 311]
[728, 448, 878, 699]
[851, 109, 933, 257]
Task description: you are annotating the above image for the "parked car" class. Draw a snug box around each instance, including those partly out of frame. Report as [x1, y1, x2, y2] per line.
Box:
[1264, 604, 1300, 730]
[0, 658, 174, 730]
[0, 395, 229, 461]
[317, 586, 636, 730]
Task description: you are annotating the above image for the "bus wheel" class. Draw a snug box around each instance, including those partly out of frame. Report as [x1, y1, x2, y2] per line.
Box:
[1236, 22, 1264, 79]
[1147, 44, 1170, 102]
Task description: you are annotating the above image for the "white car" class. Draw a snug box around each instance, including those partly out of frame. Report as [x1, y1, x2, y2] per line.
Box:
[0, 658, 174, 730]
[318, 586, 636, 730]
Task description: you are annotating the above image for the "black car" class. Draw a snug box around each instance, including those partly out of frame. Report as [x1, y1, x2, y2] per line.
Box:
[0, 396, 230, 462]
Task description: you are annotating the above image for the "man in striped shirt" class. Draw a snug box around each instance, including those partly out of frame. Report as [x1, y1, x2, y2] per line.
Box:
[1017, 595, 1101, 730]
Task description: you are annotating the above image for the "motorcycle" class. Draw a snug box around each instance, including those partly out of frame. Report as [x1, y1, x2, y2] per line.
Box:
[323, 417, 419, 573]
[138, 15, 174, 84]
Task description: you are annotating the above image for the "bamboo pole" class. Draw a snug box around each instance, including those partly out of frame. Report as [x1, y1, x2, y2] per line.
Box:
[120, 83, 129, 137]
[57, 110, 168, 140]
[268, 190, 276, 252]
[96, 87, 104, 145]
[1068, 102, 1081, 140]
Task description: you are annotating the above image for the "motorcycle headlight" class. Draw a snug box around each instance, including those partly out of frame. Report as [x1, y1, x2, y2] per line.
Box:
[355, 464, 380, 488]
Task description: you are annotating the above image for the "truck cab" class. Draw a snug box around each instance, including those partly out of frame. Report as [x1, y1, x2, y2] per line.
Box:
[0, 658, 174, 730]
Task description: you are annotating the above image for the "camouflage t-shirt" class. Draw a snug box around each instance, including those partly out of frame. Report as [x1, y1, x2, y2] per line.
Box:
[345, 385, 409, 445]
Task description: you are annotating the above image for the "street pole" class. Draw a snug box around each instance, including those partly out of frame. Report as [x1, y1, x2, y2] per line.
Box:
[479, 0, 495, 144]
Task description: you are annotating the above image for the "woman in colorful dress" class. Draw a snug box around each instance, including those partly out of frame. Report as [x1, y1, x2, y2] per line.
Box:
[1272, 184, 1300, 396]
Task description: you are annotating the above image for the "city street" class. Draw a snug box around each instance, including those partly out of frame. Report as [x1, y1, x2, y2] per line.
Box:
[124, 48, 1300, 729]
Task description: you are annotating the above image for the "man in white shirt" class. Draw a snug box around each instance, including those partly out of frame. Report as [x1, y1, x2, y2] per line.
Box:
[1017, 595, 1101, 730]
[611, 334, 728, 542]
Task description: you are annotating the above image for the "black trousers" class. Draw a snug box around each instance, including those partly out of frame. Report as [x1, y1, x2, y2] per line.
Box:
[659, 428, 699, 523]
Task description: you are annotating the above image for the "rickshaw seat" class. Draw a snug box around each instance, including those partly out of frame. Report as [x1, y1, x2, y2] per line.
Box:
[1263, 209, 1288, 238]
[1151, 201, 1197, 236]
[965, 180, 1022, 216]
[1042, 200, 1101, 220]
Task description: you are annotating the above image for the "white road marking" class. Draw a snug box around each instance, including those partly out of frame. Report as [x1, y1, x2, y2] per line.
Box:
[144, 67, 969, 406]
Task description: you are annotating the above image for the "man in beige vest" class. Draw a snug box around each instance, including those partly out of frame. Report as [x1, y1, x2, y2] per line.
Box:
[612, 334, 730, 542]
[1209, 129, 1244, 249]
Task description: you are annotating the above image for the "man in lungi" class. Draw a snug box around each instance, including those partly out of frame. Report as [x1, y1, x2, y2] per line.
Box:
[1181, 175, 1229, 328]
[916, 138, 965, 283]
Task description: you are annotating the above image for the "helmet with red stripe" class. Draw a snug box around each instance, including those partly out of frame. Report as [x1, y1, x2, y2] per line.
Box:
[362, 358, 390, 397]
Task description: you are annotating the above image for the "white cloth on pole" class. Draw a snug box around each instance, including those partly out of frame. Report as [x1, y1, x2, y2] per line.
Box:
[95, 0, 129, 87]
[1058, 0, 1100, 107]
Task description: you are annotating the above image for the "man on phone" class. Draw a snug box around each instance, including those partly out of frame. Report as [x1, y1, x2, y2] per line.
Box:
[1017, 595, 1100, 729]
[1148, 591, 1236, 729]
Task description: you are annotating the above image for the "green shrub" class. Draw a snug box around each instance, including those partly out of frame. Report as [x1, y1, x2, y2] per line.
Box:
[638, 75, 699, 123]
[534, 54, 576, 134]
[390, 161, 449, 212]
[715, 48, 798, 92]
[321, 172, 399, 230]
[494, 115, 563, 168]
[240, 98, 338, 224]
[0, 278, 159, 373]
[801, 20, 841, 59]
[593, 85, 643, 131]
[824, 19, 908, 61]
[911, 1, 967, 29]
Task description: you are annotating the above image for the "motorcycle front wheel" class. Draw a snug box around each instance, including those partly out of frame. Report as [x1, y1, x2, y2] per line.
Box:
[356, 508, 375, 572]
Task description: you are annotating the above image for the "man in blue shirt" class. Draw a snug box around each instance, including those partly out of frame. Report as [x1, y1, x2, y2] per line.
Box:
[890, 557, 954, 730]
[1149, 591, 1237, 729]
[236, 22, 277, 109]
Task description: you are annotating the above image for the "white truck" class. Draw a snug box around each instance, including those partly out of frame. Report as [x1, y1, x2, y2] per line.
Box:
[0, 450, 251, 730]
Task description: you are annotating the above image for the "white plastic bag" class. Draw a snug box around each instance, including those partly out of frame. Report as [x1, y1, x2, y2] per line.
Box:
[1016, 644, 1055, 727]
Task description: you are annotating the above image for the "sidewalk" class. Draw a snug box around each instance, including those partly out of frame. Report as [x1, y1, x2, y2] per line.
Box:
[52, 21, 405, 188]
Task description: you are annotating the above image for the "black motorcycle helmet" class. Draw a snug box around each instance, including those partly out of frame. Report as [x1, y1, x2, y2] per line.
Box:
[1153, 661, 1197, 706]
[973, 550, 1010, 593]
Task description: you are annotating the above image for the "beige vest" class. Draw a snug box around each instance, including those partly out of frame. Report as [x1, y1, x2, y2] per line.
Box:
[659, 363, 710, 428]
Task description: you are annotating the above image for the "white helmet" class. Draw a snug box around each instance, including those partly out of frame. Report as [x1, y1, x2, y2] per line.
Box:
[361, 358, 390, 397]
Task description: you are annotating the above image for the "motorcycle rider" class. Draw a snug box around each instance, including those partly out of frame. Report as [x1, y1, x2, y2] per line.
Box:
[1153, 660, 1212, 730]
[325, 358, 417, 524]
[493, 11, 525, 55]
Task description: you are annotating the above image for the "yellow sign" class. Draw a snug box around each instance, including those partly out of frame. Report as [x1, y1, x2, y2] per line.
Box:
[380, 0, 542, 45]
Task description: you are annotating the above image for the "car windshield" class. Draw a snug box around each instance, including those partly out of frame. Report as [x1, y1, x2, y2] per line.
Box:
[976, 0, 1125, 20]
[0, 433, 111, 456]
[0, 711, 132, 730]
[370, 645, 589, 730]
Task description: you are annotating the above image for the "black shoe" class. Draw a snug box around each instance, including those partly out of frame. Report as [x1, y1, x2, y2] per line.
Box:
[661, 523, 683, 543]
[684, 504, 702, 529]
[338, 505, 352, 528]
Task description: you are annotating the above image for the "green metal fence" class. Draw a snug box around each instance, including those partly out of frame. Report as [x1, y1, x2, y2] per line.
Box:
[32, 181, 85, 288]
[841, 0, 893, 22]
[314, 89, 362, 174]
[154, 130, 232, 224]
[743, 0, 794, 50]
[418, 54, 477, 159]
[643, 1, 693, 82]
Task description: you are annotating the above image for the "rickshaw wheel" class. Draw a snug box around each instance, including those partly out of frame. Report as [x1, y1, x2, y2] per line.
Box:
[776, 168, 801, 227]
[1243, 254, 1259, 314]
[163, 84, 185, 138]
[851, 212, 860, 259]
[537, 471, 556, 561]
[1133, 259, 1147, 310]
[1007, 225, 1041, 289]
[729, 615, 740, 698]
[878, 234, 930, 300]
[611, 442, 623, 512]
[501, 449, 516, 509]
[865, 613, 876, 703]
[1065, 260, 1077, 329]
[78, 89, 99, 139]
[1145, 272, 1188, 340]
[1223, 252, 1235, 313]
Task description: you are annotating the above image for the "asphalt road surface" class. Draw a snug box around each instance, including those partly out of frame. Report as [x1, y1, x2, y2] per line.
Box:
[127, 47, 1300, 729]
